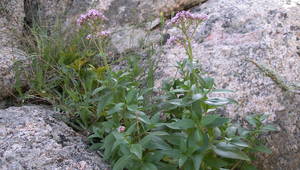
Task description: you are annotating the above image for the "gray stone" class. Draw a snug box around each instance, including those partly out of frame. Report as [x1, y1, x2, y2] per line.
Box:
[0, 48, 27, 100]
[161, 0, 300, 169]
[0, 105, 109, 170]
[0, 0, 27, 100]
[256, 93, 300, 170]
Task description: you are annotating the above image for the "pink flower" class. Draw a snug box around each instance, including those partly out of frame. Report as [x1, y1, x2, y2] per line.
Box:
[167, 11, 207, 26]
[97, 30, 111, 38]
[77, 9, 108, 26]
[77, 14, 87, 25]
[117, 126, 126, 133]
[86, 9, 108, 21]
[86, 34, 93, 40]
[192, 13, 208, 20]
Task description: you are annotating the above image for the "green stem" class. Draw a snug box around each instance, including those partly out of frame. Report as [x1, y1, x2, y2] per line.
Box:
[180, 23, 193, 61]
[93, 38, 110, 71]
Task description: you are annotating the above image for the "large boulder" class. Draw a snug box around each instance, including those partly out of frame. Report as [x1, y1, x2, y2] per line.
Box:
[0, 0, 27, 100]
[0, 105, 109, 170]
[161, 0, 300, 169]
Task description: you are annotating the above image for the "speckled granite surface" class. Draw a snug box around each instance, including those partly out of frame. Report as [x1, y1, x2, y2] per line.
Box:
[0, 105, 109, 170]
[160, 0, 300, 169]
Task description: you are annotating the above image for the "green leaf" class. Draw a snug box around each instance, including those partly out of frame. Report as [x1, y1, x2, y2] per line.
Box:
[126, 88, 138, 104]
[150, 131, 169, 136]
[130, 144, 143, 159]
[231, 140, 250, 148]
[192, 153, 204, 170]
[88, 143, 102, 150]
[150, 136, 172, 150]
[245, 115, 259, 127]
[217, 142, 240, 150]
[212, 89, 235, 93]
[140, 135, 153, 147]
[179, 155, 188, 167]
[92, 86, 106, 95]
[79, 109, 90, 127]
[97, 94, 113, 114]
[119, 144, 130, 156]
[156, 162, 177, 170]
[161, 149, 181, 159]
[201, 114, 219, 126]
[213, 146, 250, 161]
[163, 133, 185, 146]
[166, 119, 195, 130]
[191, 101, 203, 117]
[144, 151, 164, 162]
[204, 155, 228, 168]
[192, 94, 203, 101]
[127, 104, 139, 112]
[168, 99, 184, 106]
[241, 163, 257, 170]
[103, 133, 115, 159]
[202, 77, 214, 89]
[127, 112, 152, 125]
[213, 127, 222, 137]
[226, 126, 238, 137]
[126, 122, 137, 134]
[142, 162, 158, 170]
[170, 89, 188, 93]
[261, 124, 277, 132]
[205, 97, 236, 106]
[113, 155, 131, 170]
[108, 103, 124, 115]
[252, 145, 272, 154]
[201, 115, 229, 128]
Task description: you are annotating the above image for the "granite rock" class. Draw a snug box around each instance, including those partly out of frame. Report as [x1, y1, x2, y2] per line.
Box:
[0, 0, 27, 100]
[161, 0, 300, 169]
[0, 105, 109, 170]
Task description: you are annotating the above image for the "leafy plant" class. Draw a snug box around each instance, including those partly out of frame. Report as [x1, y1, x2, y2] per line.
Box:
[19, 9, 277, 170]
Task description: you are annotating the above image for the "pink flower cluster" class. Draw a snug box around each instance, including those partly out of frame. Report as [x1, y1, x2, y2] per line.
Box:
[97, 30, 111, 38]
[167, 11, 207, 26]
[117, 126, 126, 133]
[77, 9, 108, 26]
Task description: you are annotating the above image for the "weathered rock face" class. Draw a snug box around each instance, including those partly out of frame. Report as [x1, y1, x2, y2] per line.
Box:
[0, 105, 109, 170]
[256, 93, 300, 170]
[161, 0, 300, 169]
[25, 0, 206, 53]
[0, 0, 27, 100]
[96, 0, 207, 53]
[0, 48, 26, 102]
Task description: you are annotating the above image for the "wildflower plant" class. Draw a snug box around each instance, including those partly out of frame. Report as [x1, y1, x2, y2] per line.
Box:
[77, 9, 111, 68]
[21, 9, 277, 170]
[167, 11, 207, 60]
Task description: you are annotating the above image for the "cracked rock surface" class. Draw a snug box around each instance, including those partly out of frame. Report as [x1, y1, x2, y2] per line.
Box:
[0, 105, 109, 170]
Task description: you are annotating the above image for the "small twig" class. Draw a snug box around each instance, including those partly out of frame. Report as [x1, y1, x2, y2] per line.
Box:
[231, 161, 241, 170]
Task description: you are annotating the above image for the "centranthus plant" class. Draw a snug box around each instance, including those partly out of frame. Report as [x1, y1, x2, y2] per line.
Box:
[77, 9, 111, 68]
[87, 11, 276, 170]
[21, 9, 276, 170]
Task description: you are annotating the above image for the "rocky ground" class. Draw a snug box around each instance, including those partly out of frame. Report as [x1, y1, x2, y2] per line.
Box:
[0, 106, 109, 170]
[0, 0, 299, 169]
